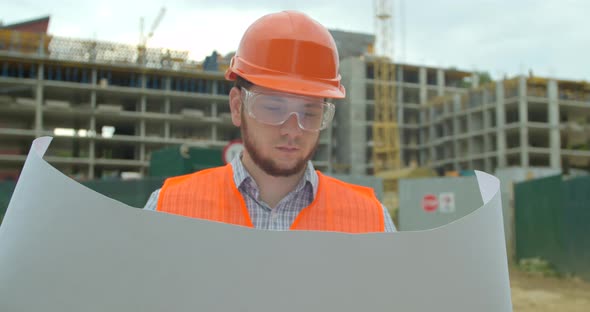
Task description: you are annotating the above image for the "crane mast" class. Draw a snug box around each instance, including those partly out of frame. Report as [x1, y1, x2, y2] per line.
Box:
[373, 0, 401, 175]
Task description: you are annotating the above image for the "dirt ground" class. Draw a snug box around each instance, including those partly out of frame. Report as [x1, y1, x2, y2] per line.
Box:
[510, 267, 590, 311]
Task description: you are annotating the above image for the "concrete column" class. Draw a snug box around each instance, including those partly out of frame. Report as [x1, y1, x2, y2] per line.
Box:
[419, 67, 427, 105]
[338, 58, 365, 175]
[484, 157, 492, 173]
[452, 94, 461, 170]
[139, 97, 146, 132]
[88, 68, 97, 179]
[34, 63, 44, 137]
[495, 80, 507, 168]
[483, 107, 491, 130]
[518, 76, 529, 167]
[483, 108, 491, 151]
[140, 74, 147, 89]
[483, 89, 490, 105]
[419, 109, 427, 165]
[419, 66, 428, 165]
[139, 96, 146, 163]
[483, 136, 491, 170]
[139, 95, 147, 175]
[336, 59, 366, 175]
[211, 102, 218, 117]
[212, 80, 218, 95]
[139, 74, 147, 175]
[334, 64, 351, 173]
[429, 107, 436, 162]
[164, 77, 171, 139]
[349, 60, 367, 175]
[397, 66, 405, 166]
[211, 102, 218, 142]
[164, 98, 170, 139]
[38, 34, 48, 56]
[211, 80, 218, 143]
[471, 72, 480, 88]
[437, 69, 445, 96]
[466, 112, 473, 161]
[482, 105, 492, 172]
[548, 79, 561, 169]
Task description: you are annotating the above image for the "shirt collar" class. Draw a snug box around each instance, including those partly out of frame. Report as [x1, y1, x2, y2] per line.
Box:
[230, 153, 319, 198]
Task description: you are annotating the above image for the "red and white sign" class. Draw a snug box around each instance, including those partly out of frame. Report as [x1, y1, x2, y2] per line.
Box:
[422, 194, 438, 213]
[223, 140, 244, 164]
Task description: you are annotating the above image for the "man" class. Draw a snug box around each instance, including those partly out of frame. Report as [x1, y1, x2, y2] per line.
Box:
[144, 10, 396, 233]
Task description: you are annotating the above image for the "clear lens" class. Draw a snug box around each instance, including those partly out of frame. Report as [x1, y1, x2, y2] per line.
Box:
[242, 88, 335, 131]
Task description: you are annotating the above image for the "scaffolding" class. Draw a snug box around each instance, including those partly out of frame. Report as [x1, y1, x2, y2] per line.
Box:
[0, 29, 193, 70]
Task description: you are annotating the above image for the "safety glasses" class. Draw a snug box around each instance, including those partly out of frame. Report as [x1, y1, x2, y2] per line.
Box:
[241, 87, 335, 131]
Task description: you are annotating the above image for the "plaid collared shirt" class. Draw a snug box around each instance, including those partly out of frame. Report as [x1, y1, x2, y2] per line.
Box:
[144, 156, 396, 232]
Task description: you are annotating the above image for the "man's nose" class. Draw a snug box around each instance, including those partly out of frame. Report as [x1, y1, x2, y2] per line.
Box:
[280, 112, 304, 135]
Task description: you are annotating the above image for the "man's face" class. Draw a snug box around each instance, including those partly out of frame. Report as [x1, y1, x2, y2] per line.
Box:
[229, 86, 321, 177]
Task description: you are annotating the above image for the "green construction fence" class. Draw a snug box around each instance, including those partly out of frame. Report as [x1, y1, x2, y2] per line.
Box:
[514, 174, 590, 281]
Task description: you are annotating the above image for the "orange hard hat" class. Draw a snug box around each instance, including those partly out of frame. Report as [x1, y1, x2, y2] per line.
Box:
[225, 11, 345, 99]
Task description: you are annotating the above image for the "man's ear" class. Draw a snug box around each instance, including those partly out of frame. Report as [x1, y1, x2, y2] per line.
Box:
[229, 86, 242, 127]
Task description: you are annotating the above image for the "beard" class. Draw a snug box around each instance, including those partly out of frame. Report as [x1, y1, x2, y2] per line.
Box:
[241, 111, 319, 177]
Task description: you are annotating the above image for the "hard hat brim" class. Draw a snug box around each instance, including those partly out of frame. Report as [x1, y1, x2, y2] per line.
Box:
[226, 70, 346, 99]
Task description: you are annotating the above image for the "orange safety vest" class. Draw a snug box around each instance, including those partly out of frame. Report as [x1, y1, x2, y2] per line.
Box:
[157, 165, 385, 233]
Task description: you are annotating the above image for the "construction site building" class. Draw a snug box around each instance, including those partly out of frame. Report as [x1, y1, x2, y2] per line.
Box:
[336, 57, 590, 176]
[0, 26, 337, 180]
[0, 25, 476, 181]
[3, 20, 588, 182]
[334, 56, 476, 175]
[423, 76, 590, 174]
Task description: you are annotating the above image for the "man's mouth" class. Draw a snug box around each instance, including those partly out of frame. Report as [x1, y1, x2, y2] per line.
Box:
[276, 146, 299, 152]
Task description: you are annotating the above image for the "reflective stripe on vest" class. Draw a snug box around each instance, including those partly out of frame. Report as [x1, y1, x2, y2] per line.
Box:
[156, 165, 384, 233]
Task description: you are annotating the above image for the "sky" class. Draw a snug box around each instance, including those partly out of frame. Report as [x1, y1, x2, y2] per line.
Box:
[3, 0, 590, 81]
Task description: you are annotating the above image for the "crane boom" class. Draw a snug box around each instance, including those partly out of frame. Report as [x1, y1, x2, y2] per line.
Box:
[138, 7, 166, 65]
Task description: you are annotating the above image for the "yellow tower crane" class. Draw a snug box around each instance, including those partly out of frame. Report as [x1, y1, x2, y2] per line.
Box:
[373, 0, 403, 213]
[373, 0, 401, 175]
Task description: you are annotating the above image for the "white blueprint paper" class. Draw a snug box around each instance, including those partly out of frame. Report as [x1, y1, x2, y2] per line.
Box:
[0, 137, 512, 311]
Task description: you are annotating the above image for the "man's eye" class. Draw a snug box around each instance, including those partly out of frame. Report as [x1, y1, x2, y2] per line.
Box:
[263, 105, 282, 111]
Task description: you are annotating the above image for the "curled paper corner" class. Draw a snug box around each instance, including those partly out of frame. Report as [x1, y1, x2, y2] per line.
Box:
[475, 170, 499, 204]
[30, 136, 53, 157]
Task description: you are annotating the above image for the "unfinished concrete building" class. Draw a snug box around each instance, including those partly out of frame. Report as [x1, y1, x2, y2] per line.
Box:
[0, 29, 477, 180]
[3, 21, 587, 181]
[334, 57, 476, 175]
[0, 26, 335, 180]
[423, 76, 590, 173]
